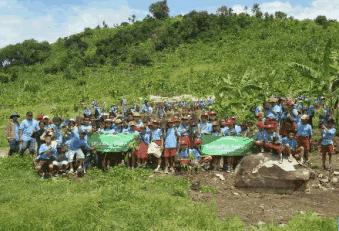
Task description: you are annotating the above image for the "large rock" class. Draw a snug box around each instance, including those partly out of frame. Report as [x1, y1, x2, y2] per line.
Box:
[234, 152, 315, 190]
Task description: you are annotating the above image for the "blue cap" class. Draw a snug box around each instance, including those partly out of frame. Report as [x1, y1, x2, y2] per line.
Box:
[10, 112, 20, 118]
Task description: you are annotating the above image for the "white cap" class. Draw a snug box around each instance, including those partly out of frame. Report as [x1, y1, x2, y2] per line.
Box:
[43, 115, 49, 119]
[69, 118, 75, 122]
[301, 114, 309, 120]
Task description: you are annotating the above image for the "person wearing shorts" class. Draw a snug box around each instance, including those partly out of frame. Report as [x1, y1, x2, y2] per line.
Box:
[151, 120, 164, 173]
[281, 130, 304, 162]
[264, 124, 283, 163]
[297, 115, 313, 166]
[65, 130, 89, 173]
[163, 119, 180, 174]
[320, 119, 336, 171]
[36, 133, 58, 179]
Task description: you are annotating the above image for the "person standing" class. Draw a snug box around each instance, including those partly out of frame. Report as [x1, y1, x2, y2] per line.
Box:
[6, 112, 21, 156]
[307, 100, 315, 128]
[19, 111, 39, 156]
[320, 119, 337, 171]
[296, 115, 313, 166]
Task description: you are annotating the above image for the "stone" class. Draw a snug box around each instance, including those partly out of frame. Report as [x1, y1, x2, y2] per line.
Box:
[332, 177, 338, 184]
[258, 221, 266, 226]
[234, 152, 314, 190]
[215, 173, 225, 181]
[333, 171, 339, 176]
[318, 174, 323, 178]
[232, 192, 239, 196]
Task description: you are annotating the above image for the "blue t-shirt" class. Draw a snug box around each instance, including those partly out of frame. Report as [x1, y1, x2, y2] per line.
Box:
[151, 128, 163, 141]
[178, 149, 190, 159]
[254, 131, 265, 141]
[264, 132, 282, 143]
[297, 123, 313, 137]
[196, 122, 212, 138]
[14, 122, 20, 141]
[164, 127, 179, 148]
[139, 133, 150, 145]
[178, 125, 189, 136]
[190, 148, 202, 161]
[37, 143, 58, 161]
[321, 127, 336, 146]
[65, 135, 90, 151]
[307, 105, 314, 116]
[282, 136, 298, 150]
[19, 119, 39, 142]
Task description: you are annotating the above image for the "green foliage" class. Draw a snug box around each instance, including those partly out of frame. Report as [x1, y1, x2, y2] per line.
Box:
[315, 15, 328, 27]
[149, 0, 170, 20]
[0, 39, 50, 68]
[275, 11, 288, 19]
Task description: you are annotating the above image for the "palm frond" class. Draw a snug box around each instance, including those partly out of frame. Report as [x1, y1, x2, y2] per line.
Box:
[289, 62, 321, 80]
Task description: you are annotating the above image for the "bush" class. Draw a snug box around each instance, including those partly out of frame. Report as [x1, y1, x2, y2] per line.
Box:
[64, 72, 77, 80]
[315, 15, 328, 26]
[43, 65, 59, 74]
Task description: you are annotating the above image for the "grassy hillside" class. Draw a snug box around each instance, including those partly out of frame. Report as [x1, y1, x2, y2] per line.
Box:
[0, 13, 339, 145]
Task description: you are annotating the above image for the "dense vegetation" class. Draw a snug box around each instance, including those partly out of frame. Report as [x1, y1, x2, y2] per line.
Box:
[1, 6, 339, 120]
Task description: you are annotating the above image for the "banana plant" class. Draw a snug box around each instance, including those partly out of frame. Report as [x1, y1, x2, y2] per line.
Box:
[289, 37, 339, 117]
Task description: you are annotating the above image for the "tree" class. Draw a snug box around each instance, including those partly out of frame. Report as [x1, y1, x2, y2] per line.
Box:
[131, 14, 136, 23]
[315, 15, 328, 26]
[251, 3, 260, 15]
[149, 0, 169, 20]
[216, 6, 228, 16]
[290, 38, 339, 117]
[228, 7, 233, 16]
[120, 22, 129, 27]
[274, 11, 287, 19]
[102, 20, 108, 28]
[244, 6, 248, 15]
[255, 11, 263, 18]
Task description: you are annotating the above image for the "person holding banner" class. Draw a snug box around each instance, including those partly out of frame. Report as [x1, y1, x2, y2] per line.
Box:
[210, 121, 225, 171]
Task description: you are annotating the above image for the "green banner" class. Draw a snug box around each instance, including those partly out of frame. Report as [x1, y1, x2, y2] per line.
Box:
[201, 135, 253, 156]
[88, 132, 136, 152]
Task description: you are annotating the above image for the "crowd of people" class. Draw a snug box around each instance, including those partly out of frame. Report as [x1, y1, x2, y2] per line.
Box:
[5, 95, 336, 179]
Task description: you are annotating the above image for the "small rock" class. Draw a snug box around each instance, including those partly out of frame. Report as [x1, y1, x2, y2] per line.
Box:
[258, 221, 266, 226]
[332, 177, 338, 184]
[215, 173, 225, 181]
[233, 192, 239, 196]
[279, 224, 286, 227]
[299, 210, 305, 215]
[318, 174, 323, 178]
[148, 175, 154, 179]
[333, 171, 339, 176]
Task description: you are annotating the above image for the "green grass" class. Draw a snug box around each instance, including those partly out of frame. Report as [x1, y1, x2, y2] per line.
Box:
[0, 156, 337, 230]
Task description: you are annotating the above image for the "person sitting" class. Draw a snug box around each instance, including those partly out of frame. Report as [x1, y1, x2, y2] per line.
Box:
[281, 130, 304, 163]
[264, 124, 283, 164]
[36, 133, 58, 179]
[254, 121, 266, 152]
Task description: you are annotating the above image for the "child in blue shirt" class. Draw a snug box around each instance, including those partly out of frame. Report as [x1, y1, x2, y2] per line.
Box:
[163, 119, 180, 174]
[281, 130, 304, 163]
[36, 133, 58, 179]
[320, 119, 337, 171]
[150, 120, 164, 173]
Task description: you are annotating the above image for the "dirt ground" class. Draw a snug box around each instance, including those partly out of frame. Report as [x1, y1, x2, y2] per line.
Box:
[167, 132, 339, 227]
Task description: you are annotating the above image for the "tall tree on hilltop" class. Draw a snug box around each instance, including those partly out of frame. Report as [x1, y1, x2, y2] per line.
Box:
[149, 0, 169, 20]
[251, 3, 260, 15]
[244, 6, 248, 15]
[216, 6, 228, 16]
[131, 14, 136, 23]
[275, 11, 288, 19]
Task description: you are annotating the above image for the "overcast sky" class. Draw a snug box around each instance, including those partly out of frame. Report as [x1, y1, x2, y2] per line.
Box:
[1, 0, 338, 48]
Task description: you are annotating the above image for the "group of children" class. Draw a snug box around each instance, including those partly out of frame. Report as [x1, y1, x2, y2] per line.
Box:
[5, 95, 337, 179]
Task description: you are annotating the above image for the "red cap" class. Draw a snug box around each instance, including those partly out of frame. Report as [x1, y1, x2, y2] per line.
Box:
[256, 113, 263, 118]
[256, 121, 264, 128]
[266, 124, 276, 129]
[148, 122, 153, 126]
[37, 114, 44, 119]
[139, 125, 147, 129]
[175, 118, 180, 122]
[179, 140, 187, 145]
[194, 138, 202, 144]
[287, 101, 295, 106]
[201, 112, 208, 117]
[167, 119, 174, 123]
[225, 119, 233, 125]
